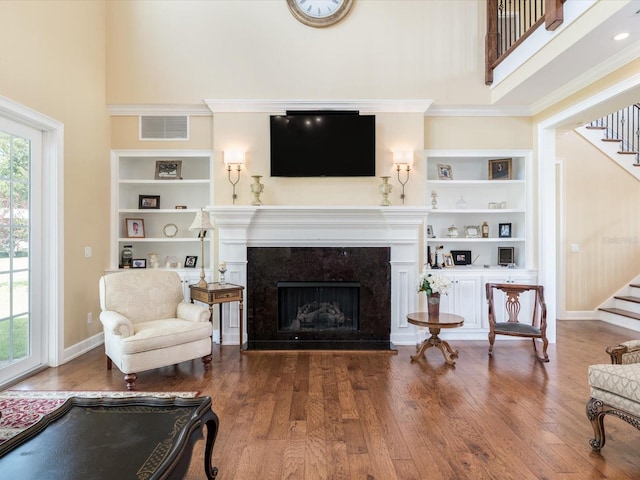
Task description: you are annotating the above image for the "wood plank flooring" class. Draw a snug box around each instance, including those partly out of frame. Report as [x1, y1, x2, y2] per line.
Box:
[9, 320, 640, 479]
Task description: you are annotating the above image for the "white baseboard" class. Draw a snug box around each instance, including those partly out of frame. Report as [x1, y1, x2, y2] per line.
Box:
[63, 332, 104, 364]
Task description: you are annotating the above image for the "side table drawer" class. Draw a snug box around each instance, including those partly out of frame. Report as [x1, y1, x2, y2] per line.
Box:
[213, 292, 242, 301]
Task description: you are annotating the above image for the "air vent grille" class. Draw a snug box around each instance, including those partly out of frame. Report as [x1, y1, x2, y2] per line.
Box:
[140, 116, 189, 140]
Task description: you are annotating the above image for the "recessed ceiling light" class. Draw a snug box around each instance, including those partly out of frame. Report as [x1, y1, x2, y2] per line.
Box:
[613, 32, 630, 41]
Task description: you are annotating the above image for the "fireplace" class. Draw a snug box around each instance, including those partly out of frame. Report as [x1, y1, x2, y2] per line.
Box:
[211, 206, 429, 348]
[246, 247, 391, 350]
[277, 281, 359, 333]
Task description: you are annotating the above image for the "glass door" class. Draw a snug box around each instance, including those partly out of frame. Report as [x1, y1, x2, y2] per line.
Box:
[0, 116, 43, 385]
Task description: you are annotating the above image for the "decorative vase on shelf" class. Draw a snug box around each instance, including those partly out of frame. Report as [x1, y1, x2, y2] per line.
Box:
[379, 176, 392, 206]
[456, 195, 468, 209]
[427, 292, 440, 317]
[148, 253, 160, 268]
[251, 175, 264, 206]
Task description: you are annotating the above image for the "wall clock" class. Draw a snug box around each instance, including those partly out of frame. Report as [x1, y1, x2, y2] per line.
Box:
[286, 0, 354, 28]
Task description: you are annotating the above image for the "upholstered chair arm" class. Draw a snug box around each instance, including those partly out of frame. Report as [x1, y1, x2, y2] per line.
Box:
[99, 311, 134, 338]
[177, 302, 211, 323]
[606, 340, 640, 364]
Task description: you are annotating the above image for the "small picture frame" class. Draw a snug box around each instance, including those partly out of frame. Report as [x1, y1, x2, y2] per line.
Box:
[139, 195, 160, 209]
[125, 218, 145, 238]
[426, 225, 435, 238]
[442, 253, 455, 268]
[498, 247, 515, 266]
[184, 255, 198, 268]
[465, 225, 480, 238]
[155, 160, 182, 180]
[451, 250, 472, 266]
[499, 223, 512, 238]
[437, 163, 453, 180]
[132, 259, 146, 268]
[488, 158, 512, 180]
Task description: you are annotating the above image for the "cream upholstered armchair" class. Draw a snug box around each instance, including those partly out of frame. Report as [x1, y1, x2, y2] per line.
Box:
[99, 269, 213, 390]
[586, 341, 640, 451]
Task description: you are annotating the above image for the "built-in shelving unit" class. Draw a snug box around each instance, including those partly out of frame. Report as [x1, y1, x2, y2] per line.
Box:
[110, 150, 214, 273]
[425, 150, 533, 269]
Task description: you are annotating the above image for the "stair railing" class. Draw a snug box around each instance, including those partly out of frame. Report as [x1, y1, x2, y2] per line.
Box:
[589, 104, 640, 164]
[486, 0, 565, 85]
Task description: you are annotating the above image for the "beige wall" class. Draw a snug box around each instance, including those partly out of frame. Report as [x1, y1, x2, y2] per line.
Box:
[559, 131, 640, 310]
[0, 1, 110, 347]
[424, 116, 533, 150]
[106, 1, 489, 105]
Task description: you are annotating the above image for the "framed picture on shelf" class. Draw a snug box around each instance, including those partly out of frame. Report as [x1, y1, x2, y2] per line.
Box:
[488, 158, 512, 180]
[499, 223, 512, 238]
[132, 259, 146, 268]
[437, 163, 453, 180]
[498, 247, 515, 266]
[155, 160, 182, 180]
[451, 250, 472, 265]
[125, 218, 145, 238]
[184, 255, 198, 268]
[139, 195, 160, 209]
[442, 253, 455, 268]
[465, 225, 480, 238]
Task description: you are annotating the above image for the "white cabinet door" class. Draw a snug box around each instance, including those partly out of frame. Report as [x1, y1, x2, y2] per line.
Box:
[439, 275, 482, 329]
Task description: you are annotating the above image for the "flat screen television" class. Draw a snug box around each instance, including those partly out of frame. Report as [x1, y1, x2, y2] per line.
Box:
[270, 112, 376, 177]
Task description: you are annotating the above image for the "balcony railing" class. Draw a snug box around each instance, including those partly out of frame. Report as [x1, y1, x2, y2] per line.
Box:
[486, 0, 565, 84]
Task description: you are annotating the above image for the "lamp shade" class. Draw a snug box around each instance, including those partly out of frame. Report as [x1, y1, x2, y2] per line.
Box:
[393, 151, 414, 166]
[224, 151, 245, 165]
[189, 209, 214, 231]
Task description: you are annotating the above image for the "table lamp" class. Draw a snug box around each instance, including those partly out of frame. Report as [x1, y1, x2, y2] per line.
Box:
[189, 208, 215, 288]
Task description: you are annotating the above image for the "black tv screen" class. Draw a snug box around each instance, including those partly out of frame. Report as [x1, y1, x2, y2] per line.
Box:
[270, 112, 376, 177]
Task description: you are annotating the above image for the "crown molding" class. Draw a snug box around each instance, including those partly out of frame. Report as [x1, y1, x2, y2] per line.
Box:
[107, 104, 212, 116]
[203, 99, 433, 114]
[425, 105, 532, 117]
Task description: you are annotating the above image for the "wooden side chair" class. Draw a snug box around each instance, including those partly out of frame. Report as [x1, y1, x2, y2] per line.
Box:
[485, 283, 549, 363]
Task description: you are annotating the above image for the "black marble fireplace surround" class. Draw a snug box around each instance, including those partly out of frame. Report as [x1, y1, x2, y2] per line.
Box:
[246, 247, 392, 350]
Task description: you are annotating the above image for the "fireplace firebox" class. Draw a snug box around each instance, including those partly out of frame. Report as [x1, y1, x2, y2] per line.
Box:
[246, 247, 392, 350]
[277, 281, 359, 333]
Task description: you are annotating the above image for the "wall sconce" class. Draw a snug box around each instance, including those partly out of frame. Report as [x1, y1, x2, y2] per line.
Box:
[224, 151, 245, 204]
[393, 151, 413, 204]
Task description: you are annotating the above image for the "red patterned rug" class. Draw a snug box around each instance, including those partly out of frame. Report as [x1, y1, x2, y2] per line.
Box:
[0, 390, 198, 444]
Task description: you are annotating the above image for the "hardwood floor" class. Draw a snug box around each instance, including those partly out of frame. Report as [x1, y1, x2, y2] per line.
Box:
[10, 320, 640, 479]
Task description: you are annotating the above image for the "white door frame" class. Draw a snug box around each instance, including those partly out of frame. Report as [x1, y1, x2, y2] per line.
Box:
[0, 96, 64, 372]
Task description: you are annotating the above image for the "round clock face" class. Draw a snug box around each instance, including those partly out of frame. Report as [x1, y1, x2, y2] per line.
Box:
[287, 0, 353, 28]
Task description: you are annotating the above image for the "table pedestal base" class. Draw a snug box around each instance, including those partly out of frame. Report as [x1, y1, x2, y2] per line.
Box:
[410, 327, 459, 366]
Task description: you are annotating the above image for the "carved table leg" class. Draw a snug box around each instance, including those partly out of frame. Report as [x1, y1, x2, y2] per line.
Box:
[410, 327, 459, 366]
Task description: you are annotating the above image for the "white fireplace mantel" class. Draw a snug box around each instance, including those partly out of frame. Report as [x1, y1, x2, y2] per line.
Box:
[209, 206, 430, 346]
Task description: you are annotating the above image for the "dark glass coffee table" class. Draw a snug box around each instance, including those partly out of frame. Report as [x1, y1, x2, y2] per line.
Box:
[0, 395, 219, 479]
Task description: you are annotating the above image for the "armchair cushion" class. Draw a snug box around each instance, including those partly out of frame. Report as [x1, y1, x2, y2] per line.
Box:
[120, 319, 212, 355]
[588, 363, 640, 406]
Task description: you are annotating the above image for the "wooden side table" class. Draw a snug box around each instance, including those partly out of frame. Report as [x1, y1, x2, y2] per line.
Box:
[407, 312, 465, 366]
[189, 282, 244, 349]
